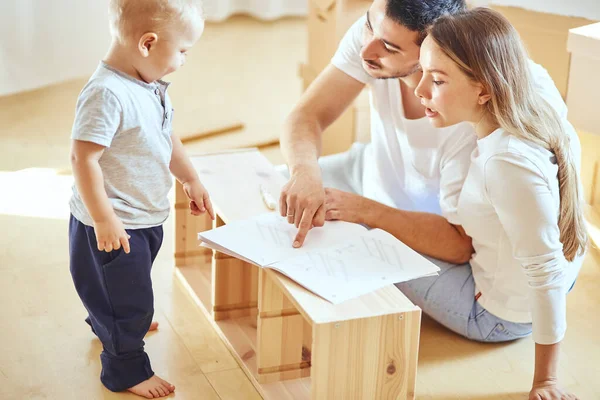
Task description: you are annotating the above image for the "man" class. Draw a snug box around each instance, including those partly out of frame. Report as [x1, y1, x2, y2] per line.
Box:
[279, 0, 474, 263]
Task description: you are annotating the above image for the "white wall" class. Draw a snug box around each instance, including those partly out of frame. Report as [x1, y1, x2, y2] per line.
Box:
[0, 0, 111, 96]
[0, 0, 307, 97]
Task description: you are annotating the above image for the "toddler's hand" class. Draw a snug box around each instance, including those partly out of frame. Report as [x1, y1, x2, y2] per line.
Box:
[94, 215, 131, 253]
[183, 179, 215, 220]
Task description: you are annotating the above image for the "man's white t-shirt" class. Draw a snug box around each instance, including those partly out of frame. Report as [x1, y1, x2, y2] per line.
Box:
[331, 16, 477, 224]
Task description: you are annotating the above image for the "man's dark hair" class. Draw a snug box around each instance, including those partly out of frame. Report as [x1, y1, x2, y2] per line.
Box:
[385, 0, 466, 44]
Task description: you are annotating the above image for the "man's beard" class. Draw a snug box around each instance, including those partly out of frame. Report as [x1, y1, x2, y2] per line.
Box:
[367, 62, 422, 80]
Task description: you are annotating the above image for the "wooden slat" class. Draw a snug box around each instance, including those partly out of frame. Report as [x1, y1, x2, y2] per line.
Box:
[311, 310, 421, 400]
[257, 269, 312, 384]
[257, 315, 312, 384]
[259, 268, 298, 314]
[212, 254, 259, 321]
[191, 150, 286, 224]
[180, 122, 245, 144]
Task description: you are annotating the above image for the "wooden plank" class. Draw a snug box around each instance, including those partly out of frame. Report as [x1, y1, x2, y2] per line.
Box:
[181, 126, 279, 159]
[311, 310, 421, 400]
[212, 246, 259, 320]
[205, 368, 262, 400]
[180, 122, 245, 144]
[211, 215, 258, 320]
[257, 269, 312, 384]
[257, 315, 311, 384]
[259, 268, 299, 314]
[191, 150, 287, 224]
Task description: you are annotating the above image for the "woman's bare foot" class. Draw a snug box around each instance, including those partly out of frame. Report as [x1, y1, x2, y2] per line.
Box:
[127, 375, 175, 399]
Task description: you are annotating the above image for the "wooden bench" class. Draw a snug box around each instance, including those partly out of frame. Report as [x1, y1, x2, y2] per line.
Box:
[174, 149, 422, 399]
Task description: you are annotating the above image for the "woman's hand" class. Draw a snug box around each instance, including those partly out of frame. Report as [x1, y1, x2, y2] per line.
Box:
[530, 380, 578, 400]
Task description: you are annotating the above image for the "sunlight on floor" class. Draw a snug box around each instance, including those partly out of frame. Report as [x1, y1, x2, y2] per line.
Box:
[0, 168, 73, 220]
[0, 168, 180, 221]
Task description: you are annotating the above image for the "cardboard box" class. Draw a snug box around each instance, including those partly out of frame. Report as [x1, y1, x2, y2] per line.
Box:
[305, 0, 371, 155]
[567, 22, 600, 135]
[299, 62, 357, 155]
[565, 22, 600, 210]
[491, 5, 596, 98]
[308, 0, 371, 71]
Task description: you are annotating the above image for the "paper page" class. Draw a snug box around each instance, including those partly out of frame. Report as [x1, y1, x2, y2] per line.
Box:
[199, 243, 257, 265]
[198, 212, 368, 266]
[268, 227, 441, 303]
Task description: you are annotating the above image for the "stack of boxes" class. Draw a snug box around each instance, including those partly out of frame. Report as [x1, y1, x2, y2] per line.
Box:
[301, 0, 372, 155]
[490, 5, 595, 98]
[565, 22, 600, 246]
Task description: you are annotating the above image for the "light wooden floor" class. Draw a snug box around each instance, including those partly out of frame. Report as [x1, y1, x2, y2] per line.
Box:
[1, 16, 599, 400]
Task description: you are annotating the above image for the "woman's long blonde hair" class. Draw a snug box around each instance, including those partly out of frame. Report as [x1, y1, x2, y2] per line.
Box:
[429, 7, 587, 261]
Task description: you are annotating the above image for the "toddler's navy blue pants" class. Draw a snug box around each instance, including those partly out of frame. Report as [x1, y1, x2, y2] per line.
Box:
[69, 215, 163, 392]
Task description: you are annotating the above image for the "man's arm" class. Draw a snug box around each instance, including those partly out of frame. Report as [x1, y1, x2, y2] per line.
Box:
[281, 64, 365, 170]
[280, 65, 365, 247]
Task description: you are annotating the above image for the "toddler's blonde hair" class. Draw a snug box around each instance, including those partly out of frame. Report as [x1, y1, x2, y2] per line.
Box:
[109, 0, 203, 42]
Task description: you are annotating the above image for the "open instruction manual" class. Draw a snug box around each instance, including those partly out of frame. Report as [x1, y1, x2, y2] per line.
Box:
[199, 212, 440, 304]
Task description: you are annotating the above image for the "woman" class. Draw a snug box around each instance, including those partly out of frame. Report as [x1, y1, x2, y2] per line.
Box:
[399, 7, 587, 399]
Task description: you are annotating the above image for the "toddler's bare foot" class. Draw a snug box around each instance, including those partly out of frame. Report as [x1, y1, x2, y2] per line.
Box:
[127, 375, 175, 399]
